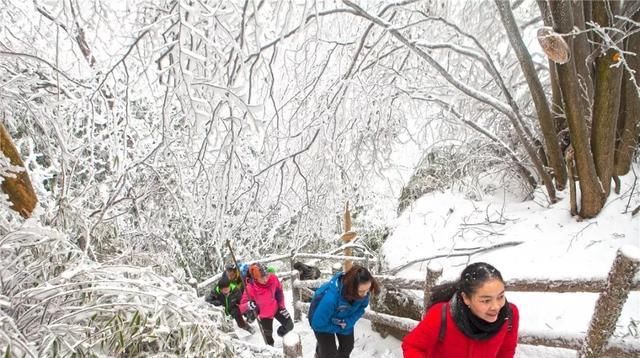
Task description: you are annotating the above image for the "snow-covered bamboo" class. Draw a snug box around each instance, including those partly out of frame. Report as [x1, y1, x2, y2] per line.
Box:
[578, 246, 640, 358]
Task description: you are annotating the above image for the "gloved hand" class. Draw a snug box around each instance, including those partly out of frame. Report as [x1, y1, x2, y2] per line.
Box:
[278, 308, 290, 320]
[244, 309, 256, 323]
[247, 301, 259, 314]
[332, 318, 347, 329]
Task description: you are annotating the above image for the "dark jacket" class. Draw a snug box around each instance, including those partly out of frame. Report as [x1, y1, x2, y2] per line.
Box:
[402, 302, 519, 358]
[310, 272, 369, 335]
[205, 283, 242, 317]
[293, 262, 321, 280]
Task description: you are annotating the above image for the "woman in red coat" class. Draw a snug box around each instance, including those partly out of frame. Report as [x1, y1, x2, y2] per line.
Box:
[402, 262, 519, 358]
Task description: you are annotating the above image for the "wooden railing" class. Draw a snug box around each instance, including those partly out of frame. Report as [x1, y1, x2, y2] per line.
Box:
[198, 246, 640, 358]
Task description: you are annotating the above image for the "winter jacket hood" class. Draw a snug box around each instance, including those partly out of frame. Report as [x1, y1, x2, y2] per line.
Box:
[310, 272, 369, 335]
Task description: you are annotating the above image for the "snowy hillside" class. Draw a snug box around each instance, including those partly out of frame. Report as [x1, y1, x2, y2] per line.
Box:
[232, 168, 640, 357]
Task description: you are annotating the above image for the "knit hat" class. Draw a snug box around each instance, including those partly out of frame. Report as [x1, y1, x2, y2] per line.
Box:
[249, 263, 267, 280]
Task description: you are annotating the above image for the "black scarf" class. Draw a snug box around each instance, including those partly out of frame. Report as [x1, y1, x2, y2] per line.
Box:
[449, 293, 511, 340]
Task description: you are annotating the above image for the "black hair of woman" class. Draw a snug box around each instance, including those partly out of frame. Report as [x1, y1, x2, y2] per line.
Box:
[427, 262, 504, 309]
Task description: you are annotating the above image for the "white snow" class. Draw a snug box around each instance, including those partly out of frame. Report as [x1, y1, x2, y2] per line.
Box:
[620, 245, 640, 262]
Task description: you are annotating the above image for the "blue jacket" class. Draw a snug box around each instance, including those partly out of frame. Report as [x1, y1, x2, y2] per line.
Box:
[310, 272, 369, 335]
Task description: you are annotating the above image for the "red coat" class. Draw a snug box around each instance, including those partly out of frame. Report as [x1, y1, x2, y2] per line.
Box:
[402, 302, 519, 358]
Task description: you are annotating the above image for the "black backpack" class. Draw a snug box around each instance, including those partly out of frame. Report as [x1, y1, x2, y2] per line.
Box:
[437, 303, 513, 342]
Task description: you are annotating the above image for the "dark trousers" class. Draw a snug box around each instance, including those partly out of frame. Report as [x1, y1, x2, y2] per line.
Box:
[232, 310, 247, 328]
[258, 310, 294, 346]
[314, 331, 355, 358]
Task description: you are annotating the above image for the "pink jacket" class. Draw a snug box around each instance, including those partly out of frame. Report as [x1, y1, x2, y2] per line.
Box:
[239, 274, 286, 319]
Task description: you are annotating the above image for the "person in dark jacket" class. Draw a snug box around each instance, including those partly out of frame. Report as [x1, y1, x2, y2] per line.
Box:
[293, 261, 321, 280]
[402, 262, 519, 358]
[221, 262, 243, 287]
[206, 276, 254, 333]
[309, 265, 380, 358]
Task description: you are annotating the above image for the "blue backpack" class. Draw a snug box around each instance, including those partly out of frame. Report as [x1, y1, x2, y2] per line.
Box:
[308, 280, 333, 325]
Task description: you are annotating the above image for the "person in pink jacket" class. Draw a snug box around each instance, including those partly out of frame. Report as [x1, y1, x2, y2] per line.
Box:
[240, 263, 294, 345]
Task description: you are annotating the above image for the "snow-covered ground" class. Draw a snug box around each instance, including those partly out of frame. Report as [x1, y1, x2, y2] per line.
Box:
[381, 177, 640, 343]
[232, 170, 639, 357]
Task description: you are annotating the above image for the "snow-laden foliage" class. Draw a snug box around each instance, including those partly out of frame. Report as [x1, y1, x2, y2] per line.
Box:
[2, 0, 635, 289]
[0, 219, 281, 357]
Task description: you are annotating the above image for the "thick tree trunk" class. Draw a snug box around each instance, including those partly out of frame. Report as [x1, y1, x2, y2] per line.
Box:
[614, 10, 640, 176]
[537, 1, 568, 142]
[549, 0, 604, 218]
[0, 123, 37, 218]
[571, 0, 594, 107]
[495, 0, 567, 190]
[591, 1, 623, 197]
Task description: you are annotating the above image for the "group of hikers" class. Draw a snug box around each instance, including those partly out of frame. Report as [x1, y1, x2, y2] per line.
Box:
[206, 260, 519, 357]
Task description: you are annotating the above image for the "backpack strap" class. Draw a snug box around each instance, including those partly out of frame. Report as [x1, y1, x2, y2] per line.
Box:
[438, 303, 447, 342]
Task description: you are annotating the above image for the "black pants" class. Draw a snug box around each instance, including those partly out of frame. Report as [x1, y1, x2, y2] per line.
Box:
[258, 310, 294, 346]
[232, 310, 248, 328]
[314, 331, 355, 358]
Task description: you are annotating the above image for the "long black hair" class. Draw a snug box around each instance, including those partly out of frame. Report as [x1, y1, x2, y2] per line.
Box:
[427, 262, 504, 309]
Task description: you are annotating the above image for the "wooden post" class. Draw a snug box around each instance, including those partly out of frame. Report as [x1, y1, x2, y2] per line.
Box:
[283, 332, 303, 357]
[342, 202, 357, 272]
[578, 246, 640, 358]
[290, 256, 301, 322]
[424, 262, 443, 314]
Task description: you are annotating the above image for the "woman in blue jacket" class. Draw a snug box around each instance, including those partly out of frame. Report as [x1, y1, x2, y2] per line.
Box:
[309, 265, 380, 358]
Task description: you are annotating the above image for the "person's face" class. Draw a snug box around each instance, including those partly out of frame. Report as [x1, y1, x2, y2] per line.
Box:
[357, 281, 372, 298]
[226, 269, 237, 280]
[461, 278, 506, 323]
[256, 275, 268, 285]
[220, 286, 231, 295]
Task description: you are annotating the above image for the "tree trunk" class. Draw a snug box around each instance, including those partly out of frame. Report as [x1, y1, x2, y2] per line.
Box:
[614, 10, 640, 176]
[548, 0, 604, 218]
[537, 1, 568, 143]
[0, 123, 37, 218]
[591, 1, 623, 197]
[495, 0, 567, 190]
[571, 0, 594, 107]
